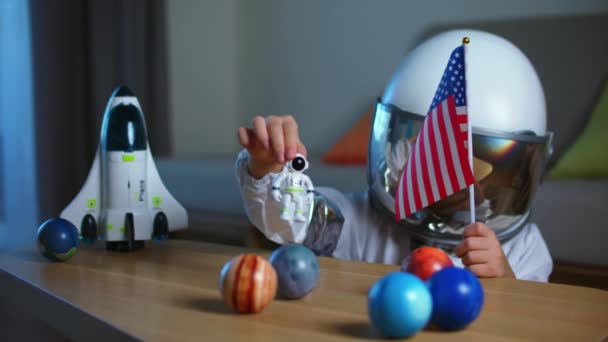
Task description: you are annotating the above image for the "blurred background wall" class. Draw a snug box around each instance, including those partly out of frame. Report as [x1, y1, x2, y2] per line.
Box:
[1, 0, 607, 259]
[166, 0, 608, 158]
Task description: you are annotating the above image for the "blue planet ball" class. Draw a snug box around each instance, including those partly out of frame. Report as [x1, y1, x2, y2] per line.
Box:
[269, 244, 320, 299]
[427, 267, 484, 330]
[37, 218, 80, 262]
[368, 272, 432, 338]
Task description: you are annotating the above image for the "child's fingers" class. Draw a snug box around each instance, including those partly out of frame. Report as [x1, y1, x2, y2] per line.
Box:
[282, 115, 299, 160]
[461, 250, 489, 266]
[454, 236, 487, 257]
[267, 116, 285, 164]
[297, 141, 307, 157]
[463, 222, 495, 238]
[466, 263, 500, 278]
[237, 127, 250, 148]
[251, 116, 269, 149]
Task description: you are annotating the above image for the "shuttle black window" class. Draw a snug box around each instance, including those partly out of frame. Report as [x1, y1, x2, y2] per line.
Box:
[102, 105, 147, 152]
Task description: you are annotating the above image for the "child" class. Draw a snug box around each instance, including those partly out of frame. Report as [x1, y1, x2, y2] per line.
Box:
[235, 30, 553, 281]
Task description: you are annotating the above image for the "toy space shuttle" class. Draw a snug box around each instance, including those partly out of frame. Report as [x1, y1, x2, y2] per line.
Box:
[61, 86, 188, 251]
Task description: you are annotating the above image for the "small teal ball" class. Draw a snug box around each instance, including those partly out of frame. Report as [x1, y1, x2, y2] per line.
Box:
[368, 272, 432, 338]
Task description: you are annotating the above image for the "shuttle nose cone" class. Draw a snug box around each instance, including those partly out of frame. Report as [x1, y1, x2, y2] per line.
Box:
[113, 86, 134, 97]
[101, 86, 148, 152]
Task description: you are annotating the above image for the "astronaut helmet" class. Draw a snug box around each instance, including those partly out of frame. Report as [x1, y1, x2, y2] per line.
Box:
[289, 153, 309, 173]
[368, 29, 553, 248]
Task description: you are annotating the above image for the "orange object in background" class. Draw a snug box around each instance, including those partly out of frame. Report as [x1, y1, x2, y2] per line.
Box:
[322, 107, 372, 166]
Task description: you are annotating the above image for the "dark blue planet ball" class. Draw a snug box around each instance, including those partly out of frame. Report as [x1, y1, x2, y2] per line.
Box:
[37, 218, 80, 262]
[368, 272, 432, 338]
[427, 267, 484, 330]
[269, 244, 320, 299]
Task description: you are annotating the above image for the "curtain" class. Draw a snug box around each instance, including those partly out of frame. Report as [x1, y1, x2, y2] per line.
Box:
[30, 0, 172, 221]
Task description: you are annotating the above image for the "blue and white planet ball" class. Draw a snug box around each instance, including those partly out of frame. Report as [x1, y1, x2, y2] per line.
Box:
[37, 218, 79, 262]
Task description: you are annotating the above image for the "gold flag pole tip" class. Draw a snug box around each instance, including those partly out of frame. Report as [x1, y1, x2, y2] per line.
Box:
[462, 37, 470, 44]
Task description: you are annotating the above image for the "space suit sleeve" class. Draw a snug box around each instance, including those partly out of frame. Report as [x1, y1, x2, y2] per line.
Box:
[504, 223, 553, 282]
[304, 175, 314, 192]
[271, 172, 285, 190]
[236, 150, 348, 256]
[235, 150, 310, 245]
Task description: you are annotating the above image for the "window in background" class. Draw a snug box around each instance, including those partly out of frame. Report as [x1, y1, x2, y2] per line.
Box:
[0, 0, 38, 246]
[0, 136, 3, 222]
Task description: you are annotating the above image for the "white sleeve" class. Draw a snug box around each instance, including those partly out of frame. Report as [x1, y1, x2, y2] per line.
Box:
[271, 171, 285, 189]
[304, 175, 314, 192]
[502, 223, 553, 282]
[235, 150, 309, 244]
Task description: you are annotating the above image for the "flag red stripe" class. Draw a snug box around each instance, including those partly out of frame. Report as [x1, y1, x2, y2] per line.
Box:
[409, 140, 423, 212]
[395, 171, 403, 219]
[414, 131, 429, 207]
[417, 121, 436, 204]
[422, 117, 441, 202]
[413, 139, 426, 207]
[447, 97, 475, 185]
[436, 102, 460, 192]
[406, 146, 416, 215]
[427, 110, 448, 199]
[443, 98, 468, 189]
[428, 108, 451, 198]
[404, 148, 414, 216]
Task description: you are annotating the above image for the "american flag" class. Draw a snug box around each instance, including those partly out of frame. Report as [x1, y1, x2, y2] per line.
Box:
[395, 43, 475, 221]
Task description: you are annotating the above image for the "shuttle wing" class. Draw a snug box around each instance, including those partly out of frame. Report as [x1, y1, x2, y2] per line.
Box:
[146, 149, 188, 231]
[60, 147, 102, 232]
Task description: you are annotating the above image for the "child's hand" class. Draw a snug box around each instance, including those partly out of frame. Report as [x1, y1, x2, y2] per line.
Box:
[237, 115, 307, 179]
[454, 223, 515, 278]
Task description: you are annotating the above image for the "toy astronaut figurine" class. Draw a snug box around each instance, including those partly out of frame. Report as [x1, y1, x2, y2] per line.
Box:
[271, 154, 314, 222]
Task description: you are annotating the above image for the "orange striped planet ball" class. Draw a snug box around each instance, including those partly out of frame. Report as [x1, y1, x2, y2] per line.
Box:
[219, 254, 278, 313]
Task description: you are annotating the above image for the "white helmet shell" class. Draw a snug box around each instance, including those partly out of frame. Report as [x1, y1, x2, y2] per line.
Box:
[382, 29, 547, 136]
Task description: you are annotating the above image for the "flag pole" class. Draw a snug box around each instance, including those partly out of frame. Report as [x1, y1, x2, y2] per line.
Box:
[463, 36, 475, 224]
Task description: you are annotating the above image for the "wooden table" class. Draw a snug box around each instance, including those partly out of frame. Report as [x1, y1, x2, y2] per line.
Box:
[0, 240, 607, 341]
